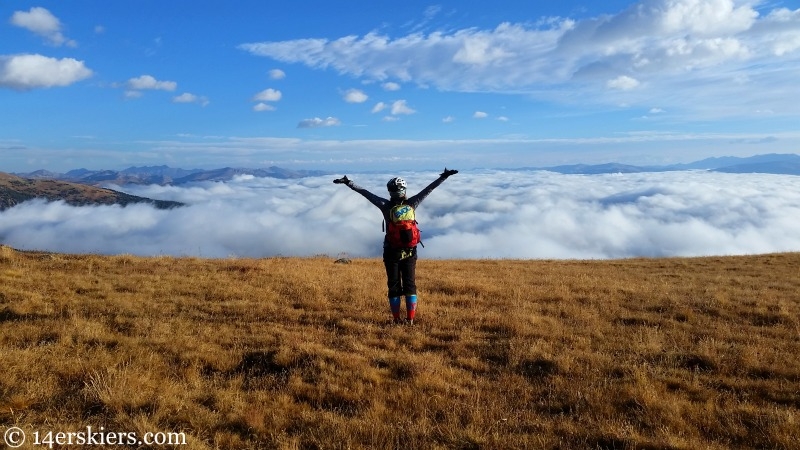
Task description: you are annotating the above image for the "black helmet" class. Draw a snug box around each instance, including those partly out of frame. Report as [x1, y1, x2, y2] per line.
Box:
[386, 177, 407, 199]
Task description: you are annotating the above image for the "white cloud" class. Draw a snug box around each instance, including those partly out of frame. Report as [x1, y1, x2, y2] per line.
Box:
[371, 102, 387, 113]
[657, 0, 757, 36]
[240, 0, 800, 119]
[268, 69, 286, 79]
[3, 171, 800, 259]
[173, 93, 209, 106]
[473, 111, 488, 119]
[297, 117, 341, 128]
[607, 75, 640, 90]
[0, 54, 92, 90]
[127, 75, 177, 91]
[390, 100, 416, 115]
[253, 102, 276, 112]
[443, 116, 455, 123]
[252, 88, 282, 102]
[497, 116, 509, 121]
[343, 88, 368, 103]
[409, 5, 443, 33]
[382, 82, 401, 91]
[764, 8, 800, 55]
[453, 35, 513, 65]
[10, 7, 76, 47]
[650, 107, 665, 114]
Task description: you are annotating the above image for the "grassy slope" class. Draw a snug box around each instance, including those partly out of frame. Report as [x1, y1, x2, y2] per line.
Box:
[1, 246, 799, 449]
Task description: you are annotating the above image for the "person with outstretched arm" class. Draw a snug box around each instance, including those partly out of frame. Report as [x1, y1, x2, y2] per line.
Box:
[334, 168, 458, 324]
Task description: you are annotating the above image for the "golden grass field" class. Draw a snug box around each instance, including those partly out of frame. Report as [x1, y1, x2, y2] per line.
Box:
[1, 244, 799, 449]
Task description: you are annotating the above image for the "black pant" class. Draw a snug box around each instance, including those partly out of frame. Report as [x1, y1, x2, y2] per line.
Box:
[383, 248, 417, 297]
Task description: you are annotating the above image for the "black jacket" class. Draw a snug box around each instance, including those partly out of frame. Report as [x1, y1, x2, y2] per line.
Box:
[346, 175, 448, 250]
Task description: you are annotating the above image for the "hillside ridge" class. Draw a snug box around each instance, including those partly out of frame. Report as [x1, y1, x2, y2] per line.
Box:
[0, 172, 183, 211]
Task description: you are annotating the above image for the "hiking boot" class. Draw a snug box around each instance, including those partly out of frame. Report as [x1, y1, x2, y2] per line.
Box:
[405, 318, 415, 326]
[393, 318, 404, 325]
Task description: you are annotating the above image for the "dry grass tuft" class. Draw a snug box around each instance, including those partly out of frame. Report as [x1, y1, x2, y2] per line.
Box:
[1, 245, 799, 449]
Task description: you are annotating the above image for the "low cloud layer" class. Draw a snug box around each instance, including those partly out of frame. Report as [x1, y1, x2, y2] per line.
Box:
[2, 171, 800, 259]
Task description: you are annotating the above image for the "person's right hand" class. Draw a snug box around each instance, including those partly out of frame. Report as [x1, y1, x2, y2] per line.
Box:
[333, 175, 351, 184]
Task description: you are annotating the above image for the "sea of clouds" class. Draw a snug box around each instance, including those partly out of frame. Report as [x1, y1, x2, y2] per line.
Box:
[2, 170, 800, 259]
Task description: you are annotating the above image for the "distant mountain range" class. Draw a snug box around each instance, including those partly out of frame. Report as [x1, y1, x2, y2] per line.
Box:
[11, 154, 800, 187]
[524, 153, 800, 175]
[14, 165, 332, 186]
[3, 154, 799, 211]
[0, 172, 183, 211]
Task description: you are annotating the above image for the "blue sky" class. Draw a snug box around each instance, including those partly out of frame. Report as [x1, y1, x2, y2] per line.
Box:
[2, 0, 799, 172]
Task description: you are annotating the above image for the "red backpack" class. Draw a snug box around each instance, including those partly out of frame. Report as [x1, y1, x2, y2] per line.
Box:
[386, 202, 421, 248]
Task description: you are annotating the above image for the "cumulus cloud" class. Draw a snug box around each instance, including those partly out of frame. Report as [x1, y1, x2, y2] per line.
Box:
[0, 54, 92, 90]
[251, 88, 281, 111]
[443, 116, 455, 123]
[172, 92, 209, 106]
[656, 0, 757, 35]
[607, 75, 640, 90]
[390, 100, 416, 115]
[371, 102, 387, 113]
[473, 111, 488, 119]
[343, 88, 368, 103]
[297, 117, 341, 128]
[368, 99, 414, 116]
[2, 171, 800, 259]
[10, 7, 76, 47]
[382, 82, 401, 91]
[253, 88, 281, 102]
[268, 69, 286, 79]
[253, 102, 276, 112]
[126, 75, 177, 91]
[239, 0, 800, 118]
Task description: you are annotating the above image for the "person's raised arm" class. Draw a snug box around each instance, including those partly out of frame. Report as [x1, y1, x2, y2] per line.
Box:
[407, 167, 458, 207]
[333, 175, 388, 209]
[332, 175, 351, 185]
[440, 168, 458, 178]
